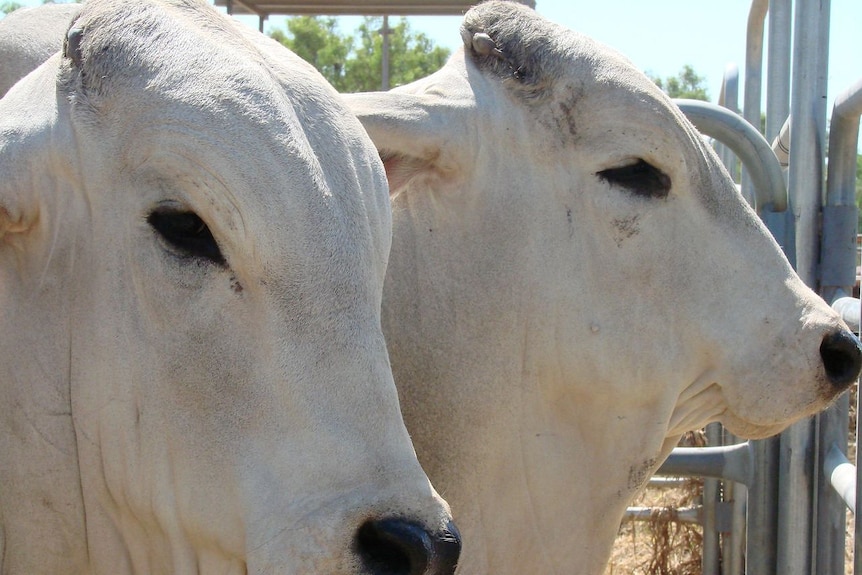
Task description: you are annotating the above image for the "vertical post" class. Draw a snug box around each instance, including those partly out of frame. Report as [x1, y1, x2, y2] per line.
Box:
[815, 394, 850, 575]
[760, 0, 794, 258]
[777, 2, 831, 575]
[750, 2, 792, 572]
[702, 423, 722, 575]
[717, 65, 740, 188]
[820, 77, 862, 575]
[741, 0, 768, 204]
[225, 0, 233, 15]
[787, 0, 829, 285]
[381, 15, 391, 91]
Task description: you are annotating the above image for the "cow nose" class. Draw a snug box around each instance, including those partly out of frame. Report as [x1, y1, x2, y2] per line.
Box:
[820, 329, 862, 388]
[355, 518, 461, 575]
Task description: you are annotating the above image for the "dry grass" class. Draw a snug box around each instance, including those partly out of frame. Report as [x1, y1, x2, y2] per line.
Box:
[604, 482, 704, 575]
[605, 432, 706, 575]
[605, 412, 859, 575]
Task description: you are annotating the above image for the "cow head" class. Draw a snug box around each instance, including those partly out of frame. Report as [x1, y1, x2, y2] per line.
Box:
[0, 1, 459, 573]
[344, 1, 860, 573]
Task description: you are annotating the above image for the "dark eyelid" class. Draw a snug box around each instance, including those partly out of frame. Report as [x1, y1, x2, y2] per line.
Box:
[597, 159, 671, 199]
[147, 207, 226, 266]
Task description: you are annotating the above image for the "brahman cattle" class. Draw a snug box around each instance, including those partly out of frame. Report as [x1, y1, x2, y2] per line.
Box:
[345, 2, 862, 573]
[0, 1, 460, 574]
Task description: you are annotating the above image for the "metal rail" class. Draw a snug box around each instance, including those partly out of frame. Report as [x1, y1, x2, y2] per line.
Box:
[675, 99, 787, 212]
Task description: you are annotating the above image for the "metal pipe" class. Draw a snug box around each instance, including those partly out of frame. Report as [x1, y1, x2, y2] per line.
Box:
[623, 506, 703, 525]
[702, 424, 721, 575]
[832, 297, 860, 333]
[777, 1, 831, 569]
[728, 483, 747, 575]
[759, 0, 794, 269]
[716, 64, 740, 191]
[777, 418, 817, 575]
[647, 476, 692, 489]
[805, 4, 846, 574]
[827, 76, 862, 238]
[675, 99, 787, 212]
[741, 0, 768, 208]
[744, 0, 768, 129]
[748, 6, 793, 573]
[824, 443, 856, 513]
[657, 442, 753, 486]
[766, 0, 792, 143]
[771, 116, 791, 168]
[815, 392, 850, 574]
[820, 78, 862, 304]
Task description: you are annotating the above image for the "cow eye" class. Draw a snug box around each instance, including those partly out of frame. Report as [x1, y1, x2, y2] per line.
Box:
[597, 159, 671, 199]
[147, 207, 226, 266]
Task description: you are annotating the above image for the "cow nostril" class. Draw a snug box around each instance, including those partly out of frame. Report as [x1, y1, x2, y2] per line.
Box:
[356, 518, 429, 575]
[355, 518, 461, 575]
[820, 329, 862, 388]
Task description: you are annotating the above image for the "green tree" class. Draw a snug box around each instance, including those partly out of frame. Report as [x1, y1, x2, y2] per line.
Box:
[856, 154, 862, 231]
[270, 16, 352, 91]
[649, 64, 710, 101]
[270, 16, 449, 92]
[345, 17, 449, 92]
[1, 2, 22, 14]
[857, 154, 862, 195]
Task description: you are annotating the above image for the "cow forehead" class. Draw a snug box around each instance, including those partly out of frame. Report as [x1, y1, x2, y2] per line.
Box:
[461, 2, 698, 148]
[59, 1, 387, 261]
[67, 1, 310, 136]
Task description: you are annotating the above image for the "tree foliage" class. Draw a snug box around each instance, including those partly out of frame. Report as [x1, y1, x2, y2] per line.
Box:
[648, 64, 710, 101]
[856, 154, 862, 231]
[270, 17, 352, 91]
[1, 2, 22, 14]
[270, 16, 449, 92]
[857, 153, 862, 195]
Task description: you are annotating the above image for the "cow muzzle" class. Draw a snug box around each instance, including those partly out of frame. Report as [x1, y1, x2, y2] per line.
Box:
[821, 328, 862, 389]
[355, 517, 461, 575]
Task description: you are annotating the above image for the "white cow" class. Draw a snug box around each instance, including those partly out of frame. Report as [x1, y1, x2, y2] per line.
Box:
[0, 1, 460, 574]
[0, 2, 80, 97]
[345, 2, 862, 574]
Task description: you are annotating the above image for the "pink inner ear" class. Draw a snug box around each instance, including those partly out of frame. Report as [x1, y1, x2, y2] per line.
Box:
[382, 156, 407, 197]
[381, 153, 435, 197]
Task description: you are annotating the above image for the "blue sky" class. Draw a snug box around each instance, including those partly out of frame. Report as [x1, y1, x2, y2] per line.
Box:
[262, 0, 862, 115]
[6, 1, 862, 128]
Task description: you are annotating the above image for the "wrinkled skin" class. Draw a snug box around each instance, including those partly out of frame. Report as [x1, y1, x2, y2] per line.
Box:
[0, 1, 456, 573]
[344, 2, 861, 574]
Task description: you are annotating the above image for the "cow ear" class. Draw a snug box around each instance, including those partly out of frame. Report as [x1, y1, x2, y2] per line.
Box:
[0, 54, 75, 242]
[344, 91, 472, 197]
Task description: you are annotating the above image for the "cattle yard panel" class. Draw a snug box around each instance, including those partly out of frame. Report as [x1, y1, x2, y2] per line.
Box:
[629, 1, 862, 573]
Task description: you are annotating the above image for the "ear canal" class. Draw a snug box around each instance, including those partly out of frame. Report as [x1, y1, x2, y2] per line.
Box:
[344, 91, 472, 197]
